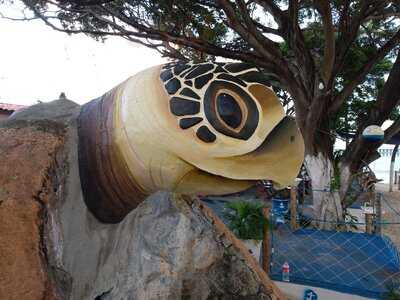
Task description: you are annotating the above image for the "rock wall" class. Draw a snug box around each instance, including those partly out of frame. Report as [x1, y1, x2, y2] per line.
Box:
[0, 99, 281, 300]
[0, 122, 66, 300]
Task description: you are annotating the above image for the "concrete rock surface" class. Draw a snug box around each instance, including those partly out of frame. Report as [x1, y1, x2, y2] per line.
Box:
[0, 99, 273, 300]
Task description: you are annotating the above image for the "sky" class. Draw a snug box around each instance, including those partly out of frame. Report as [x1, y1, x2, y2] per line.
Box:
[0, 5, 395, 144]
[0, 10, 166, 105]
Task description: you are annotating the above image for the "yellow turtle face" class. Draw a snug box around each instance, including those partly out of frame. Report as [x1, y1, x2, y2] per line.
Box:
[159, 62, 287, 158]
[78, 61, 305, 223]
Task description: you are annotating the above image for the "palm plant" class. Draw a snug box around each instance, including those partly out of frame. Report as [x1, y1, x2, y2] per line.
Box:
[224, 201, 269, 241]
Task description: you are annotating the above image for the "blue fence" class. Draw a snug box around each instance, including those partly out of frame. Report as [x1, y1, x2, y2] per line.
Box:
[270, 223, 400, 298]
[269, 191, 400, 299]
[201, 190, 400, 299]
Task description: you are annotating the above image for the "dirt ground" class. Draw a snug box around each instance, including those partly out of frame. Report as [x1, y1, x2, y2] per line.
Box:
[376, 183, 400, 248]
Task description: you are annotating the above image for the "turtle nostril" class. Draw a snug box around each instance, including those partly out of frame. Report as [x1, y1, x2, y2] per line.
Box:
[216, 93, 242, 129]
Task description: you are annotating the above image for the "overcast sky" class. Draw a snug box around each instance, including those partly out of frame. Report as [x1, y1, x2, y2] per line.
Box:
[0, 13, 166, 105]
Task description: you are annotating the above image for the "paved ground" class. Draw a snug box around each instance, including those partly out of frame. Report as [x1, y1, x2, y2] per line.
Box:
[376, 183, 400, 249]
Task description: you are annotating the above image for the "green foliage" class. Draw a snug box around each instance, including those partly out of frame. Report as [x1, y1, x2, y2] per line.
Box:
[224, 201, 269, 241]
[383, 280, 400, 300]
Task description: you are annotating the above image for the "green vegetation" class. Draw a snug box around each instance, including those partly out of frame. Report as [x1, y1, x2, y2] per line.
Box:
[224, 201, 269, 241]
[384, 280, 400, 300]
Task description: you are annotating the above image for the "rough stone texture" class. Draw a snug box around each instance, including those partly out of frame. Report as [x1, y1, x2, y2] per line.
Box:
[55, 191, 272, 300]
[0, 99, 275, 300]
[0, 125, 64, 300]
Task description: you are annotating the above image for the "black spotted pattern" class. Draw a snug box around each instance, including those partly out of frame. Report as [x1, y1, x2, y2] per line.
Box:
[224, 63, 255, 73]
[174, 64, 191, 75]
[238, 71, 271, 86]
[162, 62, 175, 70]
[160, 69, 173, 82]
[180, 65, 198, 78]
[184, 80, 193, 87]
[194, 73, 213, 89]
[180, 88, 200, 100]
[170, 97, 200, 116]
[214, 65, 226, 73]
[179, 117, 203, 129]
[165, 78, 181, 95]
[160, 61, 274, 143]
[217, 73, 247, 87]
[185, 64, 214, 79]
[196, 126, 216, 143]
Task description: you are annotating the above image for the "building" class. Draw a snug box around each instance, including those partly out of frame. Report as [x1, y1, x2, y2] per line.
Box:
[370, 145, 400, 183]
[337, 126, 400, 184]
[0, 102, 26, 120]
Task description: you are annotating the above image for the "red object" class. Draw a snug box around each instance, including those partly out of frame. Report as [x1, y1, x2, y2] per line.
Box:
[0, 103, 26, 112]
[282, 262, 290, 272]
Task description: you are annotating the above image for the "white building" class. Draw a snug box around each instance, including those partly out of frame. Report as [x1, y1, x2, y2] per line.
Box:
[370, 145, 400, 183]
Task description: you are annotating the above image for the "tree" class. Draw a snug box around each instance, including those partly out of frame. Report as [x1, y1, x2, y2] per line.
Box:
[3, 0, 400, 223]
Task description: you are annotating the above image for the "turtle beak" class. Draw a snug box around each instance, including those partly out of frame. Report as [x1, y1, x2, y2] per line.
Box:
[182, 117, 305, 189]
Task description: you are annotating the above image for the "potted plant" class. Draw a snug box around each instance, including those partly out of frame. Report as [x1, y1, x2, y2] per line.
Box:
[224, 201, 269, 262]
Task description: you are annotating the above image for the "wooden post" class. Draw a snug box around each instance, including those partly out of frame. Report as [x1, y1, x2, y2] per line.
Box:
[262, 207, 271, 274]
[290, 186, 297, 231]
[375, 193, 382, 235]
[365, 213, 374, 234]
[198, 201, 287, 300]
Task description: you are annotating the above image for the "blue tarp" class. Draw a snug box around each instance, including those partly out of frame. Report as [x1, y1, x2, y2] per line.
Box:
[201, 198, 400, 299]
[270, 227, 400, 298]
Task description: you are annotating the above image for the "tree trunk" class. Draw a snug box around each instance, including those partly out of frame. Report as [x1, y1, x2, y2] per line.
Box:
[389, 144, 399, 192]
[304, 153, 343, 228]
[339, 163, 352, 200]
[297, 92, 344, 227]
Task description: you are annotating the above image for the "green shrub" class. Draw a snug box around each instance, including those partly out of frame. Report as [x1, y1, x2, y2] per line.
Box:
[224, 201, 269, 240]
[383, 280, 400, 300]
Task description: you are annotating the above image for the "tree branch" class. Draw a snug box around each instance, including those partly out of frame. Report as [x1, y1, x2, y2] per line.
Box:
[331, 28, 400, 114]
[373, 49, 400, 120]
[341, 49, 400, 170]
[384, 118, 400, 144]
[334, 1, 371, 76]
[22, 0, 282, 72]
[314, 1, 335, 85]
[285, 0, 316, 100]
[252, 20, 282, 36]
[218, 0, 284, 63]
[223, 0, 309, 107]
[253, 0, 286, 28]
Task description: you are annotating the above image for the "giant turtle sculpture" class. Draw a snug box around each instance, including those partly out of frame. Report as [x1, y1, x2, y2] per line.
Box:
[78, 62, 305, 223]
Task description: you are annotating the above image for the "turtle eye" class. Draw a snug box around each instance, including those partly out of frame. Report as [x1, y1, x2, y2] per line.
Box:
[216, 93, 243, 129]
[204, 81, 259, 140]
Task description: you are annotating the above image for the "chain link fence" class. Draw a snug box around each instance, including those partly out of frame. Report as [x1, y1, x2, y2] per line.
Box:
[269, 190, 400, 299]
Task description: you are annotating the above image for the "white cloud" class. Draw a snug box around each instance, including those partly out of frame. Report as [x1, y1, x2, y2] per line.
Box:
[0, 17, 167, 105]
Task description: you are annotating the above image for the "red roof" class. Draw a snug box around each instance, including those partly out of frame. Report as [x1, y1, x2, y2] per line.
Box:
[0, 103, 26, 112]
